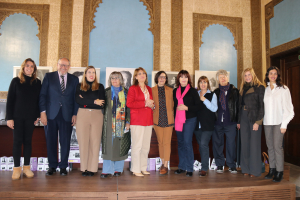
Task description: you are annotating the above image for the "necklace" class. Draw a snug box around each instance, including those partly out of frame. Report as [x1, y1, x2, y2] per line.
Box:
[140, 86, 149, 100]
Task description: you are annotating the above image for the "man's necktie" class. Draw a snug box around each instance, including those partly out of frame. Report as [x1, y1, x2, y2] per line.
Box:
[60, 75, 65, 94]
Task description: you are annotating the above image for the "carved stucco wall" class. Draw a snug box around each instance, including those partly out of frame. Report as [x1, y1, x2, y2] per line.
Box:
[182, 0, 252, 86]
[70, 0, 84, 67]
[81, 0, 160, 70]
[160, 0, 171, 71]
[193, 14, 243, 85]
[0, 2, 49, 66]
[0, 0, 61, 71]
[264, 0, 300, 75]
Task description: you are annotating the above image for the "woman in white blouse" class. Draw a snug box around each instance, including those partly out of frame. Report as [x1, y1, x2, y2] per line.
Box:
[263, 66, 294, 182]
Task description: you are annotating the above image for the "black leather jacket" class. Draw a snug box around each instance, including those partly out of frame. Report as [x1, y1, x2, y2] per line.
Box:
[238, 85, 265, 125]
[214, 84, 239, 122]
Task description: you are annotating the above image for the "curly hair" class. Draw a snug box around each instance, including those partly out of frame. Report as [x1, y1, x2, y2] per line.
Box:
[264, 66, 283, 88]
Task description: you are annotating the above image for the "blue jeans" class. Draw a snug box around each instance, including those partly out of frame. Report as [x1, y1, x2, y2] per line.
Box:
[176, 117, 197, 172]
[213, 123, 237, 168]
[194, 129, 213, 171]
[102, 160, 125, 174]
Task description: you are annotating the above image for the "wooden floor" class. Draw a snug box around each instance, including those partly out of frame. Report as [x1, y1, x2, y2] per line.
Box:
[0, 168, 295, 199]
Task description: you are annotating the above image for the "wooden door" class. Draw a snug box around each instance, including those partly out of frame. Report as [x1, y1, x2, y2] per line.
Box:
[276, 52, 300, 166]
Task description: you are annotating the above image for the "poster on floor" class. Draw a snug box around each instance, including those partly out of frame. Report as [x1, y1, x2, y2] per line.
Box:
[105, 67, 135, 89]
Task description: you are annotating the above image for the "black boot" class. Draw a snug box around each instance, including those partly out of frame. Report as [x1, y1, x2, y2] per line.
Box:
[273, 171, 283, 182]
[264, 168, 276, 179]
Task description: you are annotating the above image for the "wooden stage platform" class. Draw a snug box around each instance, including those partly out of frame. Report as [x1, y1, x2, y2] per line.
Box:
[0, 168, 295, 199]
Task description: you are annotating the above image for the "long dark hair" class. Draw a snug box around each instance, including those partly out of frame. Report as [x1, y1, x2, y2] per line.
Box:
[264, 66, 283, 88]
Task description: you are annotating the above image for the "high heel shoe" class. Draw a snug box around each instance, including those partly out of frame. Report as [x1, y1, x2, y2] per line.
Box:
[133, 172, 144, 177]
[141, 171, 150, 175]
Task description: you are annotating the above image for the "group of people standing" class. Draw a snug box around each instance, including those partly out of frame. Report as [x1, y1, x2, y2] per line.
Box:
[7, 57, 294, 183]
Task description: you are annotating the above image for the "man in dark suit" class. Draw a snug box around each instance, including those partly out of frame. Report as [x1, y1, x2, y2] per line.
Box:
[39, 58, 79, 176]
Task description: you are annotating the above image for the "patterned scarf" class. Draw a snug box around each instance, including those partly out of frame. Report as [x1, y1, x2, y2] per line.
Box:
[219, 83, 230, 111]
[111, 86, 126, 138]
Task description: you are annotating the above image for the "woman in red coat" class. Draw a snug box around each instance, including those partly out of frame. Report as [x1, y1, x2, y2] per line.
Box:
[127, 67, 154, 177]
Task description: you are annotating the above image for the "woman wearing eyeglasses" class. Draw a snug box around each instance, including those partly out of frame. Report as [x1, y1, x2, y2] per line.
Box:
[100, 72, 131, 178]
[152, 71, 174, 175]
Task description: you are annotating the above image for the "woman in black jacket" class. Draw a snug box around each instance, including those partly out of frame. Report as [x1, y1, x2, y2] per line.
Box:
[237, 68, 265, 177]
[173, 70, 201, 177]
[6, 58, 41, 180]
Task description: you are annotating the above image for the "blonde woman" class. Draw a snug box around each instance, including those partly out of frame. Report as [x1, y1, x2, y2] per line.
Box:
[6, 58, 41, 180]
[237, 68, 265, 177]
[75, 66, 105, 176]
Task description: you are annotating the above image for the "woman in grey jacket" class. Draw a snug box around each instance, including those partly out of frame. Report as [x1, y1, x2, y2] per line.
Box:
[237, 68, 265, 177]
[101, 72, 131, 178]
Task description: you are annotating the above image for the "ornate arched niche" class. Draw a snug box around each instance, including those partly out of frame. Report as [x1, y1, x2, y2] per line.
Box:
[193, 13, 243, 86]
[0, 3, 50, 66]
[81, 0, 160, 70]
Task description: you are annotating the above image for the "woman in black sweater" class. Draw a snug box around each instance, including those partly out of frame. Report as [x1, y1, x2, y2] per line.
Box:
[6, 58, 41, 180]
[75, 66, 105, 176]
[173, 70, 201, 177]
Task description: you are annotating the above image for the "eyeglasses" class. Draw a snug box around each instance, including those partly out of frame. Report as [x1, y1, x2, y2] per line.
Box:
[158, 76, 166, 80]
[111, 77, 119, 80]
[58, 63, 69, 68]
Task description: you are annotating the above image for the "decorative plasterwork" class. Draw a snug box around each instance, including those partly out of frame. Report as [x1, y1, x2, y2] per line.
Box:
[251, 0, 263, 80]
[0, 3, 50, 66]
[193, 13, 243, 85]
[140, 0, 154, 33]
[153, 0, 161, 71]
[270, 38, 300, 56]
[171, 0, 183, 71]
[58, 0, 74, 59]
[0, 11, 41, 38]
[89, 0, 103, 32]
[82, 0, 160, 70]
[264, 0, 284, 68]
[199, 21, 238, 50]
[0, 91, 7, 101]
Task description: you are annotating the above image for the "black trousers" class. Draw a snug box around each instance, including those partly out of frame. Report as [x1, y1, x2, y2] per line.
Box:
[44, 108, 72, 169]
[13, 119, 35, 167]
